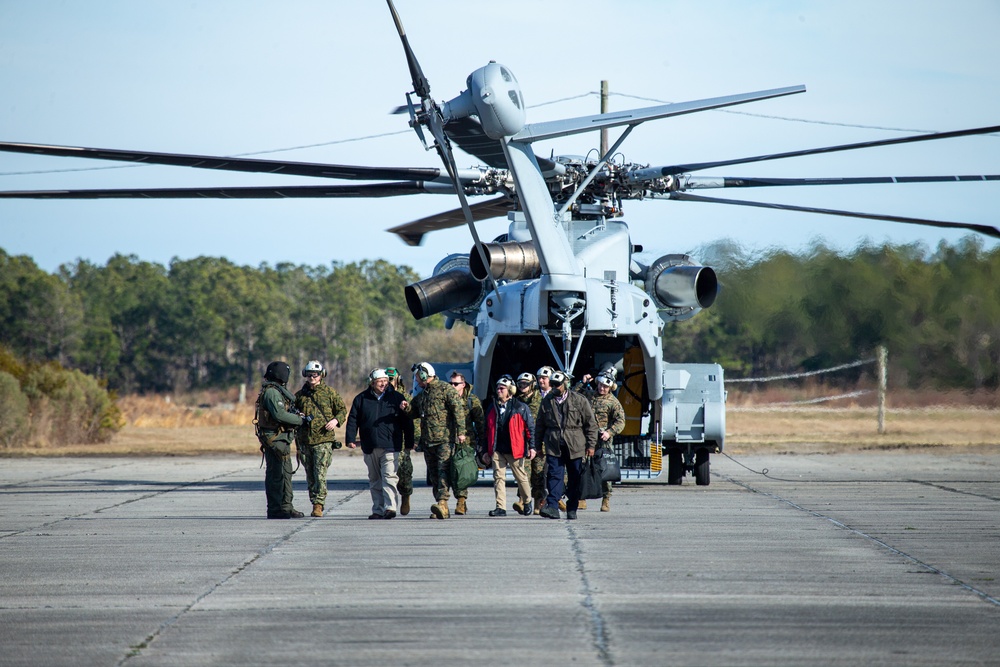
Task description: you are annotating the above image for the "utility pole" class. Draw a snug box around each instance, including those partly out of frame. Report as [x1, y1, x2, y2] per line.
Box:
[600, 80, 609, 156]
[876, 345, 888, 434]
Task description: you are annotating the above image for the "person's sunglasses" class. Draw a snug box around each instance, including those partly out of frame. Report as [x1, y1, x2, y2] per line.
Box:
[450, 381, 464, 386]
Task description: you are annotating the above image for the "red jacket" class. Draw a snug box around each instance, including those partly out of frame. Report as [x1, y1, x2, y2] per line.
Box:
[485, 399, 535, 459]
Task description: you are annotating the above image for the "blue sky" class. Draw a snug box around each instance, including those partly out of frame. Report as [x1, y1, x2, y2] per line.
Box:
[1, 0, 997, 276]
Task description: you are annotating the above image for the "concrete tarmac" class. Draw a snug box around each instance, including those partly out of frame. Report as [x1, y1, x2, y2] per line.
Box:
[1, 449, 998, 666]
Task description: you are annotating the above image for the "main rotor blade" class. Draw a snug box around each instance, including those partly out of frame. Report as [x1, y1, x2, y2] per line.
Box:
[669, 191, 1000, 239]
[387, 195, 515, 246]
[653, 124, 1000, 176]
[0, 182, 434, 200]
[386, 0, 430, 99]
[675, 174, 1000, 190]
[0, 141, 443, 181]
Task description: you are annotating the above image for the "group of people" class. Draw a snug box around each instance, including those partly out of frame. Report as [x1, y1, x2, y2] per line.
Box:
[253, 358, 625, 521]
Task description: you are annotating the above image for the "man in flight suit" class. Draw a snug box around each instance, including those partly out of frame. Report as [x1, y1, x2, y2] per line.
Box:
[255, 361, 304, 519]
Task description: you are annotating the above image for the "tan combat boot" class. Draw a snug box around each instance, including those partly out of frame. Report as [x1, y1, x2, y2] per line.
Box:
[601, 497, 610, 512]
[400, 495, 410, 516]
[578, 499, 588, 510]
[430, 500, 450, 520]
[311, 503, 324, 517]
[455, 497, 467, 515]
[512, 499, 523, 515]
[533, 494, 543, 515]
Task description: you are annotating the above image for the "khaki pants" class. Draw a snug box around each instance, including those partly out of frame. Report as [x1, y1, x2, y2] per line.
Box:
[492, 451, 531, 510]
[364, 448, 400, 515]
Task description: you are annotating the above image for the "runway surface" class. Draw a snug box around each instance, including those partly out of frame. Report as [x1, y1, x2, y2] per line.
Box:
[1, 449, 998, 666]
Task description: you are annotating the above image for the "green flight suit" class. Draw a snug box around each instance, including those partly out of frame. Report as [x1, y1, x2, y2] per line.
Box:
[256, 381, 303, 516]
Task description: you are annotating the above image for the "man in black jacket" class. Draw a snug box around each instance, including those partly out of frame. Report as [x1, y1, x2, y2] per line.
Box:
[346, 368, 413, 519]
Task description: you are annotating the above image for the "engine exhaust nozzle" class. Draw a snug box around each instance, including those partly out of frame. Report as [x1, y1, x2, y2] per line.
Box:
[405, 267, 483, 320]
[652, 265, 718, 310]
[469, 241, 540, 282]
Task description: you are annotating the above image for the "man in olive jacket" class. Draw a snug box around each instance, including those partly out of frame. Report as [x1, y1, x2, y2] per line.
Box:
[534, 370, 597, 520]
[255, 361, 304, 519]
[448, 371, 484, 516]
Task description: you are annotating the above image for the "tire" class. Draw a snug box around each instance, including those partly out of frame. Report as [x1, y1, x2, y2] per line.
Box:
[667, 451, 684, 485]
[695, 448, 710, 486]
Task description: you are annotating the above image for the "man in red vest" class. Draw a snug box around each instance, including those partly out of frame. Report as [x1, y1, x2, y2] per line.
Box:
[483, 375, 536, 517]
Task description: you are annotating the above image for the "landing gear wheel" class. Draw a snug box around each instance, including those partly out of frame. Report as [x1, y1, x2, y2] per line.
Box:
[695, 448, 710, 486]
[667, 451, 684, 485]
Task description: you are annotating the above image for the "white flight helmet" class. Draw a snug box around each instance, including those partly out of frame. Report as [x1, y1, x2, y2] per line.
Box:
[302, 360, 326, 378]
[412, 362, 436, 381]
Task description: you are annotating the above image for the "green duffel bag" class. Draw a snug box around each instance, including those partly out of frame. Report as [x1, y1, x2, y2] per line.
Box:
[449, 445, 479, 492]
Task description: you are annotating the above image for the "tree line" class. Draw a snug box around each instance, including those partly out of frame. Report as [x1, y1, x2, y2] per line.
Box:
[0, 251, 452, 394]
[666, 237, 1000, 390]
[2, 237, 998, 396]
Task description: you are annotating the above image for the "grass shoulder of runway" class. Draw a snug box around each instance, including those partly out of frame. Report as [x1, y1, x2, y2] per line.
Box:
[2, 392, 998, 457]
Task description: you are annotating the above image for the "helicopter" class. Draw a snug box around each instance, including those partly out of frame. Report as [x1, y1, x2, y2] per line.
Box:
[1, 1, 998, 485]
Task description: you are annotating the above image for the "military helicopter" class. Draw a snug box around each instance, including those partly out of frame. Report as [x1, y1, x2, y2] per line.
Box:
[1, 1, 998, 485]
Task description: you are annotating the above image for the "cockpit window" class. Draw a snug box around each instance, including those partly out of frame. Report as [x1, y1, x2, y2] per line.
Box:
[500, 67, 513, 82]
[508, 90, 521, 109]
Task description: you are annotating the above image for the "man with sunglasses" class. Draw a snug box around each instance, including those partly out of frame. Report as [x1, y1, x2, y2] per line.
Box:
[448, 371, 484, 515]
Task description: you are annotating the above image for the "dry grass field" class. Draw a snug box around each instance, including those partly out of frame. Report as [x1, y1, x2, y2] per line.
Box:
[2, 389, 997, 457]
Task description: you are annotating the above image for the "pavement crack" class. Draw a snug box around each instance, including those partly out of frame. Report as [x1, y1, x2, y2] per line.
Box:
[0, 461, 138, 489]
[721, 474, 1000, 608]
[116, 488, 365, 665]
[566, 523, 614, 666]
[908, 479, 1000, 502]
[1, 466, 248, 540]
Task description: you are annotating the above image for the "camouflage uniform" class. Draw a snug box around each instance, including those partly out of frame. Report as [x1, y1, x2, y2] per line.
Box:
[516, 388, 546, 507]
[577, 383, 626, 500]
[407, 378, 467, 504]
[256, 381, 303, 517]
[393, 382, 415, 499]
[456, 384, 485, 501]
[294, 382, 347, 509]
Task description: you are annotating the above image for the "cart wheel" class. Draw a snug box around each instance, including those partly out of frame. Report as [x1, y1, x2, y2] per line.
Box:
[667, 451, 684, 485]
[695, 448, 710, 486]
